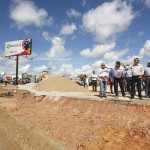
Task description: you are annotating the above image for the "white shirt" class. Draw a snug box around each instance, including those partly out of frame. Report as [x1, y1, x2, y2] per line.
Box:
[91, 74, 98, 80]
[144, 66, 150, 77]
[131, 64, 144, 76]
[125, 69, 132, 78]
[98, 68, 109, 81]
[86, 78, 89, 84]
[111, 67, 125, 78]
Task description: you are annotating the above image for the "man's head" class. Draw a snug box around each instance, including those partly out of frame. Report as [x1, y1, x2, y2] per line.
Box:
[115, 61, 121, 68]
[147, 61, 150, 67]
[101, 63, 105, 69]
[93, 71, 95, 74]
[134, 58, 140, 65]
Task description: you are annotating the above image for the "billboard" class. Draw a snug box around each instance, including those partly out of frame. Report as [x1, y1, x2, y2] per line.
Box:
[5, 39, 32, 56]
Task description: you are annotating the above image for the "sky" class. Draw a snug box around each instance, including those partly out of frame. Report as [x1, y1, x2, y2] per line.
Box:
[0, 0, 150, 78]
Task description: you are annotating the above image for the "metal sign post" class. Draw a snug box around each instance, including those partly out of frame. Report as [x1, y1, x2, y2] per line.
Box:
[16, 55, 19, 85]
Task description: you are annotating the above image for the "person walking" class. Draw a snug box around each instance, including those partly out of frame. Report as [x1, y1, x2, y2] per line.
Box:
[124, 58, 144, 100]
[91, 71, 98, 92]
[125, 65, 132, 94]
[98, 63, 109, 98]
[111, 61, 126, 97]
[83, 75, 89, 88]
[144, 61, 150, 98]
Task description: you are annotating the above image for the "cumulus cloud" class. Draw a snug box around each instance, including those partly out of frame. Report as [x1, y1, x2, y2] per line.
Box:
[42, 31, 51, 41]
[145, 0, 150, 8]
[66, 9, 81, 18]
[9, 0, 54, 29]
[82, 0, 135, 42]
[74, 64, 92, 76]
[104, 49, 129, 62]
[33, 65, 48, 73]
[139, 40, 150, 57]
[60, 64, 73, 73]
[80, 43, 116, 57]
[44, 35, 71, 59]
[92, 60, 105, 68]
[60, 23, 77, 36]
[19, 64, 30, 73]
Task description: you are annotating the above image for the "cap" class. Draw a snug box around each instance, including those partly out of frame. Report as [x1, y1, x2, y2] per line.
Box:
[101, 63, 105, 66]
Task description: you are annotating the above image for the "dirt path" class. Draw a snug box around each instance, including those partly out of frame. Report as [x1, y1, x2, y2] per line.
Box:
[0, 88, 150, 150]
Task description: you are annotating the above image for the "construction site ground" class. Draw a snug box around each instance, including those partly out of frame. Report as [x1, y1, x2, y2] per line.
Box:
[0, 84, 150, 150]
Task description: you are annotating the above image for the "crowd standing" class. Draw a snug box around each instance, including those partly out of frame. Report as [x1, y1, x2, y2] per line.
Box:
[83, 58, 150, 100]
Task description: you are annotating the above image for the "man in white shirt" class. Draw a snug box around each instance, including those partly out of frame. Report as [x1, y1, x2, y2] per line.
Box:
[111, 61, 125, 97]
[144, 61, 150, 98]
[98, 63, 109, 98]
[124, 58, 144, 100]
[91, 71, 98, 92]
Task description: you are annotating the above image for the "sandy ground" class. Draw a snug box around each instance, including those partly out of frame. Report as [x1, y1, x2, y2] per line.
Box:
[0, 84, 150, 150]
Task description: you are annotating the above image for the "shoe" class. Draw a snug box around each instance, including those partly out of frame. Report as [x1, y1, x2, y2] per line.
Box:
[123, 95, 126, 98]
[103, 95, 107, 98]
[100, 95, 103, 98]
[139, 97, 143, 100]
[115, 95, 118, 98]
[130, 97, 134, 99]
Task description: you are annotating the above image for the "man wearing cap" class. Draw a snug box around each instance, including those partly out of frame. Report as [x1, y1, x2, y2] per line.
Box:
[144, 61, 150, 98]
[98, 63, 109, 98]
[111, 61, 125, 97]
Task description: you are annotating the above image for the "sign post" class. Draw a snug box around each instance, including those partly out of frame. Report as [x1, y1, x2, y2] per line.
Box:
[16, 55, 19, 85]
[4, 39, 32, 86]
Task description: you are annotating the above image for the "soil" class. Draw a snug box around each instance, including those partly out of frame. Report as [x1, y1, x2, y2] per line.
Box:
[33, 76, 88, 92]
[0, 86, 150, 150]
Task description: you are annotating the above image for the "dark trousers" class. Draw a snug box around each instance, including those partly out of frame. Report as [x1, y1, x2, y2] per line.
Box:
[114, 77, 125, 96]
[110, 81, 114, 93]
[126, 77, 132, 92]
[145, 77, 150, 97]
[131, 76, 142, 98]
[92, 80, 97, 92]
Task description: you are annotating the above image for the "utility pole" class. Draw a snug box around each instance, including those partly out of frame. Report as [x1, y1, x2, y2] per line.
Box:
[16, 55, 19, 85]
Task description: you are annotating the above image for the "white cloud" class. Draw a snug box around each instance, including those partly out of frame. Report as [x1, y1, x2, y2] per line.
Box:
[74, 64, 92, 76]
[138, 31, 144, 37]
[60, 23, 77, 36]
[145, 0, 150, 8]
[45, 36, 71, 58]
[125, 55, 142, 65]
[82, 0, 135, 42]
[139, 40, 150, 57]
[19, 64, 30, 73]
[42, 31, 51, 41]
[9, 0, 54, 29]
[60, 64, 73, 73]
[66, 9, 81, 18]
[33, 65, 48, 73]
[92, 60, 105, 68]
[104, 49, 129, 62]
[80, 43, 116, 57]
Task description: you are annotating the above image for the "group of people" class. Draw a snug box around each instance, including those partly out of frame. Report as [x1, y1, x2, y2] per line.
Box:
[90, 58, 150, 100]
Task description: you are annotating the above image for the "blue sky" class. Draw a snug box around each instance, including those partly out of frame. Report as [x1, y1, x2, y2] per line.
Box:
[0, 0, 150, 77]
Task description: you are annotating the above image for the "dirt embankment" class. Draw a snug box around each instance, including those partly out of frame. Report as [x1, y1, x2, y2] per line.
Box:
[0, 88, 150, 150]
